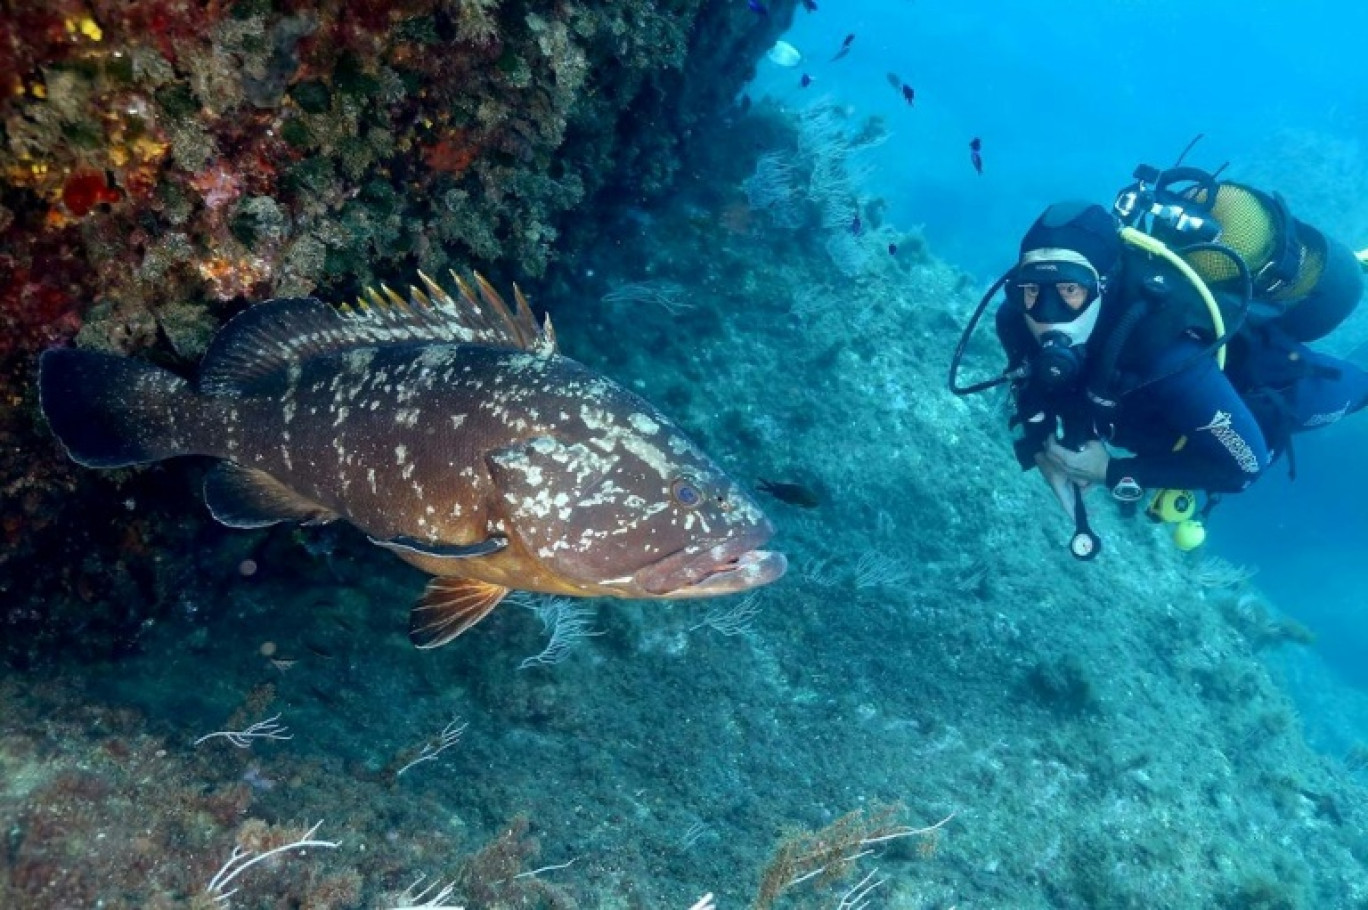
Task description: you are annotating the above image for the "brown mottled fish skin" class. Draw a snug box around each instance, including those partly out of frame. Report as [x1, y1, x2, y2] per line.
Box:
[37, 275, 786, 646]
[217, 343, 775, 596]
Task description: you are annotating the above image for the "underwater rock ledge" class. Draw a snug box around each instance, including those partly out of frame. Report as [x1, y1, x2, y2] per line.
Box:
[0, 0, 796, 665]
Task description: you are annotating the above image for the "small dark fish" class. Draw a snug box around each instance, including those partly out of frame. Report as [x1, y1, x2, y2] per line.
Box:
[305, 640, 336, 660]
[307, 683, 341, 706]
[888, 243, 898, 256]
[885, 72, 901, 90]
[747, 0, 768, 15]
[757, 479, 821, 509]
[831, 33, 854, 61]
[850, 213, 862, 235]
[901, 84, 915, 105]
[970, 136, 983, 175]
[800, 73, 812, 88]
[800, 0, 818, 10]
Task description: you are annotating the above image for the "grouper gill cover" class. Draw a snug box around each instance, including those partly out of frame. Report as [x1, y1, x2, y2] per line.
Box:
[37, 273, 786, 648]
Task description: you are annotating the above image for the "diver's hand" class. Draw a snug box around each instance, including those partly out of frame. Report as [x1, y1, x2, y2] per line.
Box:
[1034, 451, 1080, 522]
[1043, 437, 1111, 486]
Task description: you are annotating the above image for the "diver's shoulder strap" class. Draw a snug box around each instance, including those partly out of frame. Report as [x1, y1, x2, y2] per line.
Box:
[1089, 242, 1233, 412]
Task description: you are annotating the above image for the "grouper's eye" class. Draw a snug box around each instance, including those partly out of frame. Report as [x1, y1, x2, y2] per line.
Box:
[670, 477, 702, 509]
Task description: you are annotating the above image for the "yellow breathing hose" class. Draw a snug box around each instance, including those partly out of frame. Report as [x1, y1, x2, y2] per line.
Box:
[1120, 226, 1227, 370]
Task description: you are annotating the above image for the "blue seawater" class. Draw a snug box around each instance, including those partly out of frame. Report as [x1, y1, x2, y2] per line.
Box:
[753, 0, 1368, 278]
[7, 2, 1368, 908]
[755, 0, 1368, 734]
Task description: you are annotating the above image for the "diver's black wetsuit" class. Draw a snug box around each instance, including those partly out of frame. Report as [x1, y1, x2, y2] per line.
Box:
[996, 261, 1368, 495]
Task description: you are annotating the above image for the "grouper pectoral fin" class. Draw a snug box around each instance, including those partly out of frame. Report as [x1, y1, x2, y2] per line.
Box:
[204, 462, 339, 529]
[410, 577, 510, 649]
[369, 534, 508, 560]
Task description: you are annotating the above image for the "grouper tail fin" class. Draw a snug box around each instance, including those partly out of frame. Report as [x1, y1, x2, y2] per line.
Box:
[38, 348, 200, 468]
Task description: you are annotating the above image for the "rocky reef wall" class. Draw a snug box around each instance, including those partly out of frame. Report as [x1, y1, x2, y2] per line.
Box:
[0, 0, 794, 665]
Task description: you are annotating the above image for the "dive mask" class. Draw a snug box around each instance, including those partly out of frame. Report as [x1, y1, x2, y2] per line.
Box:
[1011, 252, 1103, 345]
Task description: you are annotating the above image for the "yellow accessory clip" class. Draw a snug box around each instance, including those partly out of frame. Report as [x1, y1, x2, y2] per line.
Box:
[1146, 489, 1206, 551]
[1146, 488, 1196, 523]
[1172, 519, 1207, 551]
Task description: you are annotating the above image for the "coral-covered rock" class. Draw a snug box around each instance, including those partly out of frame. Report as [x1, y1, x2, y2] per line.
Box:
[1, 0, 795, 665]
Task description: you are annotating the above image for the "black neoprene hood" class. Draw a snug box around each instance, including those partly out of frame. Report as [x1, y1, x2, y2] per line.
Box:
[1018, 202, 1122, 281]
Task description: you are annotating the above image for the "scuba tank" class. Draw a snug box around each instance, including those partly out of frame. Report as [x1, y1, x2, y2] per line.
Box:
[1113, 162, 1364, 342]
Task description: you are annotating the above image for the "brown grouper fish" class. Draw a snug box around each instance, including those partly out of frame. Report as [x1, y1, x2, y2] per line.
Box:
[38, 274, 786, 647]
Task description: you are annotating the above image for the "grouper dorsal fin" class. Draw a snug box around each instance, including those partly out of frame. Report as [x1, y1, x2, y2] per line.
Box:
[196, 272, 557, 396]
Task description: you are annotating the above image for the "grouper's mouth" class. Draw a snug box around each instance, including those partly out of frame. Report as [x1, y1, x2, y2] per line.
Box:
[632, 525, 787, 598]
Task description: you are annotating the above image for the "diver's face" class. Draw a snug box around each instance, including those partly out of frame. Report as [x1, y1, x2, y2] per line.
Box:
[1021, 281, 1091, 313]
[1018, 275, 1102, 347]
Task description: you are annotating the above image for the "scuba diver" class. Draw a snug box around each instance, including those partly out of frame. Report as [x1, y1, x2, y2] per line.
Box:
[950, 161, 1368, 558]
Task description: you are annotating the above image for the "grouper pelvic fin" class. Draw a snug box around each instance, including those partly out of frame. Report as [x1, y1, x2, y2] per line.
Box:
[196, 273, 557, 396]
[370, 534, 509, 560]
[410, 577, 510, 648]
[204, 462, 340, 528]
